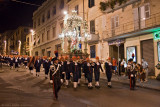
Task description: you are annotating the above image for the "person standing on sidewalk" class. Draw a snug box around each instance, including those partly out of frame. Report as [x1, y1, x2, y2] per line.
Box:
[112, 58, 117, 75]
[127, 60, 132, 80]
[129, 59, 136, 90]
[142, 58, 149, 82]
[121, 59, 126, 75]
[105, 57, 112, 88]
[118, 58, 121, 76]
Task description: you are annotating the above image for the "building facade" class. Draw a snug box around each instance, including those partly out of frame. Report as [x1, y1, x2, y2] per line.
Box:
[0, 30, 14, 55]
[0, 26, 30, 55]
[32, 0, 67, 57]
[26, 32, 34, 56]
[32, 0, 160, 77]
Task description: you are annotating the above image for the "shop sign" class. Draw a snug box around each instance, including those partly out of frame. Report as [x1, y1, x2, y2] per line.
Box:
[154, 31, 160, 40]
[108, 39, 125, 46]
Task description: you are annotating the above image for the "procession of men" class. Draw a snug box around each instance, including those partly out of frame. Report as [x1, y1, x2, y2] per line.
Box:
[0, 51, 145, 100]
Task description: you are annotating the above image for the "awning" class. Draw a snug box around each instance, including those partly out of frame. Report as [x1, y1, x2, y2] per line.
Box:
[104, 26, 160, 42]
[108, 39, 125, 46]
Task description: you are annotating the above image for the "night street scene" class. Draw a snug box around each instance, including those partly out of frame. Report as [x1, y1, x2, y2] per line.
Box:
[0, 0, 160, 107]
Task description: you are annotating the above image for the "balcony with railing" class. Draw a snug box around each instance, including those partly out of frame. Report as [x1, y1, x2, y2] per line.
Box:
[103, 12, 160, 41]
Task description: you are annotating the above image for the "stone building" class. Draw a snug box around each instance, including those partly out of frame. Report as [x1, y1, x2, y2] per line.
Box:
[32, 0, 160, 77]
[26, 31, 34, 56]
[0, 26, 30, 55]
[32, 0, 67, 57]
[0, 30, 14, 55]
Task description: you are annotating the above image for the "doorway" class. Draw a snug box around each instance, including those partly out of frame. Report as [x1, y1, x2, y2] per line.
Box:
[109, 44, 124, 60]
[141, 39, 155, 76]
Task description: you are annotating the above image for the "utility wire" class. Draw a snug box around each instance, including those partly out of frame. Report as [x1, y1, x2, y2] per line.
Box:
[11, 0, 41, 7]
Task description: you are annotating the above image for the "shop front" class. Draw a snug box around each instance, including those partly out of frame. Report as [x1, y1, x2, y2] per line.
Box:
[125, 32, 160, 77]
[108, 39, 125, 61]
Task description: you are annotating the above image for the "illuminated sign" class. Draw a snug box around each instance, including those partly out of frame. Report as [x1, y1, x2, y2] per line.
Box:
[154, 31, 160, 40]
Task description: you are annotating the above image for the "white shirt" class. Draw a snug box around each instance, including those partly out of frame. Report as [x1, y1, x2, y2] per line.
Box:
[142, 61, 148, 69]
[67, 61, 70, 64]
[74, 62, 78, 65]
[96, 62, 100, 65]
[87, 63, 90, 66]
[121, 60, 126, 65]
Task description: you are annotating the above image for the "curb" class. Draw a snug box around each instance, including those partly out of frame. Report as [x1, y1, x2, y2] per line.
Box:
[101, 78, 160, 91]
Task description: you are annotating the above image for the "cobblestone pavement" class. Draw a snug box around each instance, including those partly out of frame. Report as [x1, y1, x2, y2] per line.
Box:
[0, 66, 160, 107]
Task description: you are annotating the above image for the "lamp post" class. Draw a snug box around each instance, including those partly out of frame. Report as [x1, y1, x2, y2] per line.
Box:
[18, 40, 21, 55]
[30, 29, 35, 56]
[115, 39, 121, 76]
[4, 40, 7, 55]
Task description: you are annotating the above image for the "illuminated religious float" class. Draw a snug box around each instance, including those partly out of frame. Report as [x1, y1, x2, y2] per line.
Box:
[58, 10, 91, 58]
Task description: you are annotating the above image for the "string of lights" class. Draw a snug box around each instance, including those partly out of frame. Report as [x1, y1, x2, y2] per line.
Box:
[11, 0, 41, 7]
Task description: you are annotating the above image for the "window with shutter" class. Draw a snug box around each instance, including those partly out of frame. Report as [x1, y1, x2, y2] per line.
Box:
[90, 45, 96, 58]
[42, 14, 45, 23]
[47, 30, 50, 40]
[53, 6, 56, 15]
[38, 18, 40, 26]
[90, 20, 95, 34]
[47, 10, 50, 19]
[42, 33, 44, 42]
[34, 22, 36, 29]
[60, 0, 64, 9]
[111, 16, 119, 28]
[60, 22, 64, 33]
[144, 3, 150, 19]
[88, 0, 95, 8]
[42, 49, 45, 56]
[75, 5, 79, 14]
[115, 16, 119, 27]
[53, 27, 56, 38]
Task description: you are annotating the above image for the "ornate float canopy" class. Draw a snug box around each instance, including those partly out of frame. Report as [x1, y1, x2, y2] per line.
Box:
[58, 10, 91, 58]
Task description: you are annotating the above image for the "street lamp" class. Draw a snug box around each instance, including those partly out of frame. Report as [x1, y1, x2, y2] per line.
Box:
[18, 40, 21, 55]
[30, 29, 35, 35]
[4, 40, 6, 55]
[63, 10, 68, 15]
[30, 29, 35, 44]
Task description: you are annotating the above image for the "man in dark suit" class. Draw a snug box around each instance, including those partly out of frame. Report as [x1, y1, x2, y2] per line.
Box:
[35, 57, 41, 77]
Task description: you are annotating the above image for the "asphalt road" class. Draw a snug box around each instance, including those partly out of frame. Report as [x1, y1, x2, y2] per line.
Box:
[0, 66, 160, 107]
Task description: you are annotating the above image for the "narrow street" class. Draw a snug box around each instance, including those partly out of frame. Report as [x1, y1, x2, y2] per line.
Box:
[0, 66, 160, 107]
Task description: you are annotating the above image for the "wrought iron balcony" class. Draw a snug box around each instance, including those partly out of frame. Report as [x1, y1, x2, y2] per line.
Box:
[103, 12, 160, 41]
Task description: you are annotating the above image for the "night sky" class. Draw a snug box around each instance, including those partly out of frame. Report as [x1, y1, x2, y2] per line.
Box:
[0, 0, 46, 33]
